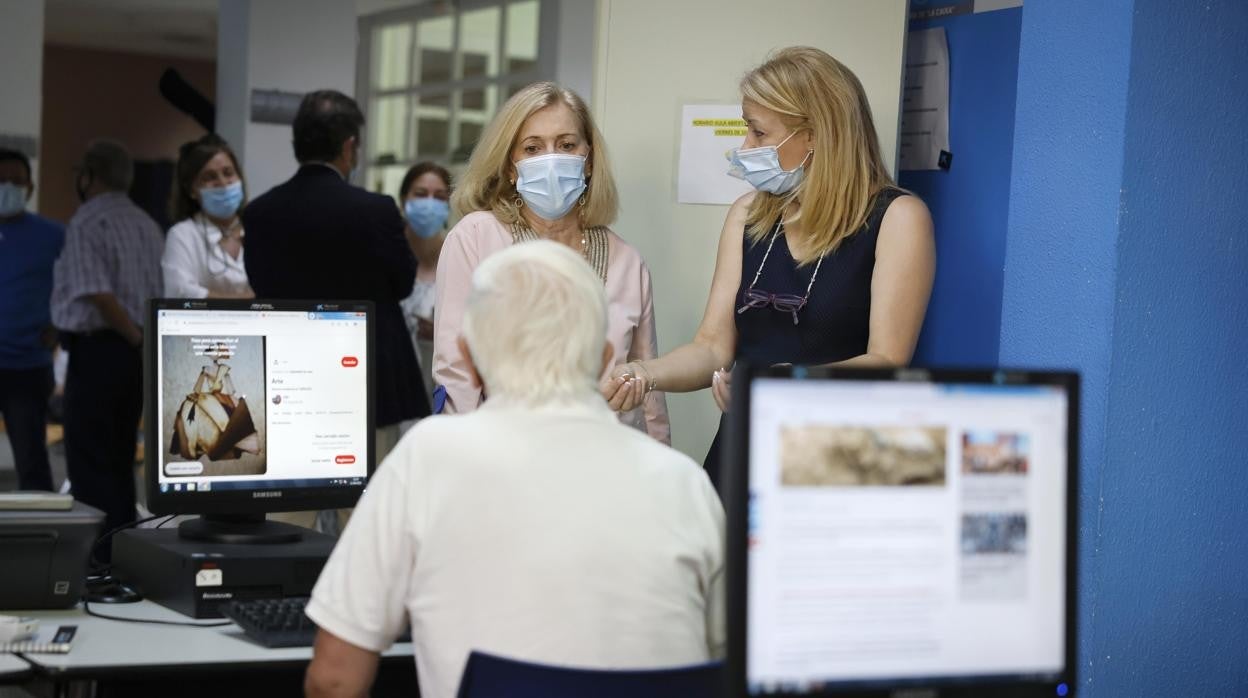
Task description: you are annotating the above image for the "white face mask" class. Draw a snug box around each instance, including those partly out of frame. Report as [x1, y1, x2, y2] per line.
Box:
[514, 153, 587, 221]
[726, 130, 813, 195]
[0, 182, 27, 217]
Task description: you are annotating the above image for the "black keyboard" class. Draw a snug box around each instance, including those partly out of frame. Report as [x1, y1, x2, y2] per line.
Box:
[220, 597, 319, 648]
[220, 597, 413, 648]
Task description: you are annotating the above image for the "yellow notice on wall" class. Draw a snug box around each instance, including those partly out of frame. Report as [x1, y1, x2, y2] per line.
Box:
[678, 105, 753, 205]
[692, 118, 746, 127]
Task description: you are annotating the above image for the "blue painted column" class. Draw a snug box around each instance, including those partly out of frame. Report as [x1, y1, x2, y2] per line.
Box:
[1000, 1, 1135, 687]
[1002, 0, 1248, 694]
[1000, 0, 1134, 434]
[1094, 0, 1248, 695]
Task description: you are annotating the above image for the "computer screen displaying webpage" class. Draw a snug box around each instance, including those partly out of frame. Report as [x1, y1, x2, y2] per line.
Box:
[155, 308, 369, 493]
[746, 378, 1068, 693]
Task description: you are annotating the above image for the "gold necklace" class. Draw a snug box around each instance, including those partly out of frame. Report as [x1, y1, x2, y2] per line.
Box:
[510, 223, 609, 283]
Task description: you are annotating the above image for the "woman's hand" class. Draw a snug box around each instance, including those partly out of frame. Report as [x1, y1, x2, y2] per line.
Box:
[711, 367, 732, 412]
[599, 362, 652, 413]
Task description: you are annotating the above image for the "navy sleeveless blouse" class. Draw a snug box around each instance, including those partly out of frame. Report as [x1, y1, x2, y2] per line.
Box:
[705, 187, 907, 487]
[734, 187, 905, 365]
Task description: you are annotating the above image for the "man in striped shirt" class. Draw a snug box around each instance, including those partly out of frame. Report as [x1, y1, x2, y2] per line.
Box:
[51, 140, 163, 545]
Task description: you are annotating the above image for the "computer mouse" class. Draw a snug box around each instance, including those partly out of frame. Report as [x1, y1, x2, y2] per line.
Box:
[84, 576, 142, 604]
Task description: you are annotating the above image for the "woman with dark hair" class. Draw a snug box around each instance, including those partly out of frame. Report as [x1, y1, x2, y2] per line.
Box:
[162, 134, 254, 298]
[397, 162, 452, 390]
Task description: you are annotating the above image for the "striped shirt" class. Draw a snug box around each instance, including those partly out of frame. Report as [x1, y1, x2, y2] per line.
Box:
[51, 192, 164, 332]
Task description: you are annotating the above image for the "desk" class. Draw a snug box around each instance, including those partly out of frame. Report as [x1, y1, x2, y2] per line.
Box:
[6, 601, 417, 696]
[0, 654, 32, 684]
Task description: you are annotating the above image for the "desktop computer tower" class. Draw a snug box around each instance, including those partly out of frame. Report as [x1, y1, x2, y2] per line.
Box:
[113, 528, 337, 619]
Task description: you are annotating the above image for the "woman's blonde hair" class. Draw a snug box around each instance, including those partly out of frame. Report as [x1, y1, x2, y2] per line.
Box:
[741, 47, 895, 264]
[452, 81, 618, 228]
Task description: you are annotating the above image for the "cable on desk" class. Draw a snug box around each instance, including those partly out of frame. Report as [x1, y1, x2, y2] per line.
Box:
[82, 599, 233, 628]
[87, 514, 173, 576]
[83, 514, 181, 606]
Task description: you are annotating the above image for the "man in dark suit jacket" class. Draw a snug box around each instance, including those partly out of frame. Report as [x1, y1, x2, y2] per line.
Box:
[244, 90, 429, 461]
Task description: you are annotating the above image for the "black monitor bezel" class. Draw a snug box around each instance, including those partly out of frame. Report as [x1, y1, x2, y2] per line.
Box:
[724, 364, 1080, 698]
[144, 298, 376, 516]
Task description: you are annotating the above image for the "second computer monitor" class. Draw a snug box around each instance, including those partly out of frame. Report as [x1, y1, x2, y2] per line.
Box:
[144, 299, 375, 540]
[726, 366, 1078, 698]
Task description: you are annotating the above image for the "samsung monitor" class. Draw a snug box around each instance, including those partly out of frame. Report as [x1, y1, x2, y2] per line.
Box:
[144, 299, 375, 543]
[726, 366, 1078, 698]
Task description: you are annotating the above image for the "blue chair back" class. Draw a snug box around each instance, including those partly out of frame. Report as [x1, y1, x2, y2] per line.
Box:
[455, 651, 725, 698]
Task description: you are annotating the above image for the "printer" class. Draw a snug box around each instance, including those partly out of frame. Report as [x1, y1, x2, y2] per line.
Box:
[0, 498, 104, 610]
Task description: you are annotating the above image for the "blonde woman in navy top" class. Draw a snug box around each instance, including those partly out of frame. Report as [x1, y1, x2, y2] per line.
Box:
[601, 47, 936, 487]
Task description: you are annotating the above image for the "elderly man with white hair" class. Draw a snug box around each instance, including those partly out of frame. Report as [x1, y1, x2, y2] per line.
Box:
[304, 241, 725, 698]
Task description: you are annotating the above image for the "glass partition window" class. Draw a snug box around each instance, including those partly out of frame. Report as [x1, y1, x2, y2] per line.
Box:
[359, 0, 550, 195]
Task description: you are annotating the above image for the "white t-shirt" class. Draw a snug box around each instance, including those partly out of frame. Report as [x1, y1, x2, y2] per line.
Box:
[306, 396, 725, 698]
[162, 215, 252, 298]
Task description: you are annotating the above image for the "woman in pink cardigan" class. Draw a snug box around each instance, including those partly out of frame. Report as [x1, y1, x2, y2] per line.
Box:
[432, 81, 670, 443]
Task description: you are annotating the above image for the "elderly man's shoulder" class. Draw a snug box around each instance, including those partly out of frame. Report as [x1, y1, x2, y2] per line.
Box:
[66, 197, 108, 229]
[565, 414, 711, 491]
[386, 413, 484, 463]
[399, 413, 472, 441]
[388, 412, 706, 482]
[613, 421, 701, 471]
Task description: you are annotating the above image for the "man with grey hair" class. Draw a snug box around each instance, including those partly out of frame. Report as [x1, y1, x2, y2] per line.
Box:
[304, 241, 725, 698]
[51, 139, 163, 546]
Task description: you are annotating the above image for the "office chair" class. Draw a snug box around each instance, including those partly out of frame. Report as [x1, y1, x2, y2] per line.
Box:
[455, 650, 724, 698]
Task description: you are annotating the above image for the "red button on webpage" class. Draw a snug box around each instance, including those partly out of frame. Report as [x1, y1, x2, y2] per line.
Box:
[341, 356, 358, 367]
[335, 455, 356, 465]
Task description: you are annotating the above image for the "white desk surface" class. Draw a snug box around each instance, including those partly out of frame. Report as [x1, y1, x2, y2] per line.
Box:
[0, 653, 32, 679]
[4, 601, 412, 678]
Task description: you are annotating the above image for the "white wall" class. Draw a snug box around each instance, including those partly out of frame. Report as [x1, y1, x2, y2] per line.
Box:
[593, 0, 907, 460]
[217, 0, 359, 197]
[0, 0, 45, 210]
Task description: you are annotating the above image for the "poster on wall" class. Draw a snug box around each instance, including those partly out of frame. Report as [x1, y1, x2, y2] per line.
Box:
[899, 27, 951, 171]
[676, 104, 755, 205]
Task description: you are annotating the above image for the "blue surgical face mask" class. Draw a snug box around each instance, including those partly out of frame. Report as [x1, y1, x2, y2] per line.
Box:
[199, 181, 244, 219]
[0, 182, 27, 218]
[404, 197, 450, 238]
[726, 130, 813, 195]
[514, 153, 587, 221]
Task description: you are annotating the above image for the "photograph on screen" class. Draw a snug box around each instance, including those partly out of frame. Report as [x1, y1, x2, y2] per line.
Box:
[961, 430, 1030, 475]
[961, 512, 1028, 554]
[161, 335, 267, 477]
[779, 425, 947, 486]
[960, 512, 1028, 600]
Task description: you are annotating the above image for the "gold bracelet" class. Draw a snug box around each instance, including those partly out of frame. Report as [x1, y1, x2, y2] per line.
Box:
[634, 363, 657, 395]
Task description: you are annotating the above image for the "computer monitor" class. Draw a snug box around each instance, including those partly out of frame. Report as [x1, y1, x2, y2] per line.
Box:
[144, 299, 375, 543]
[725, 366, 1078, 698]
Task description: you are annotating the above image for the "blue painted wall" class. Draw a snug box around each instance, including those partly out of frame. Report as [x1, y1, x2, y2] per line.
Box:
[1093, 0, 1248, 694]
[1002, 0, 1248, 694]
[901, 7, 1022, 368]
[999, 2, 1134, 687]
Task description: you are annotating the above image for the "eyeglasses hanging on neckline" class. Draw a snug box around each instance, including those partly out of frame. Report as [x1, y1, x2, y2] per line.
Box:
[736, 221, 826, 325]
